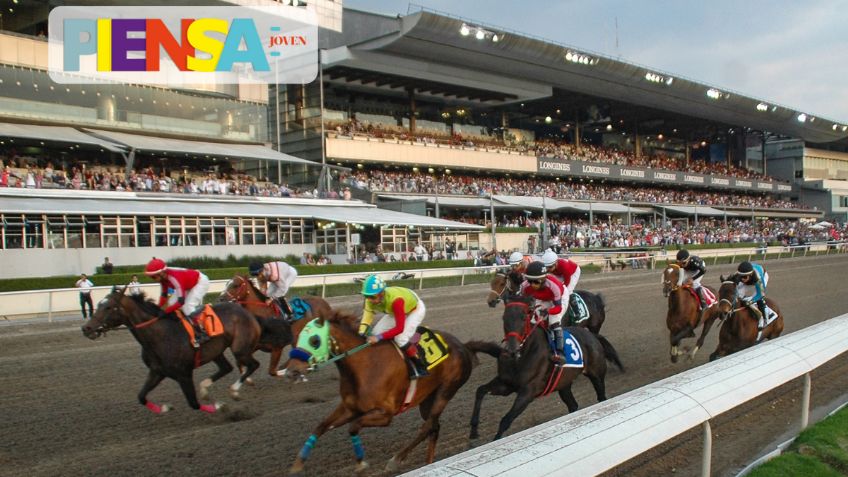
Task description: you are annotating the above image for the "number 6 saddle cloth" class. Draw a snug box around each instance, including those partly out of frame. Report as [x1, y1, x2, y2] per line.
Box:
[408, 326, 450, 370]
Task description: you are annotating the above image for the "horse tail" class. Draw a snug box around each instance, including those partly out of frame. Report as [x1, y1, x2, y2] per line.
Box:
[597, 334, 625, 372]
[464, 340, 501, 360]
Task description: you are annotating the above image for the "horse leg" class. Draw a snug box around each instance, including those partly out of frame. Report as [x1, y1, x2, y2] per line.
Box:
[289, 404, 359, 476]
[230, 351, 260, 401]
[585, 371, 608, 402]
[692, 308, 718, 360]
[557, 384, 579, 413]
[669, 324, 693, 363]
[345, 409, 393, 474]
[176, 374, 219, 413]
[494, 390, 535, 440]
[268, 346, 284, 377]
[198, 355, 233, 401]
[138, 369, 170, 414]
[389, 391, 451, 470]
[469, 377, 512, 440]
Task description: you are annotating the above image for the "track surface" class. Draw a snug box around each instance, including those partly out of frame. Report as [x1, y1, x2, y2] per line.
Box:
[1, 255, 846, 477]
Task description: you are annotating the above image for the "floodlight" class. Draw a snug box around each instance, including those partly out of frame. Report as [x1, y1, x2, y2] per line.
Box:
[460, 24, 470, 36]
[797, 113, 807, 123]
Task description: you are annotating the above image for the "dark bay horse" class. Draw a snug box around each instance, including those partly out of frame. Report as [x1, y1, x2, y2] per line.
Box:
[218, 274, 333, 377]
[81, 288, 262, 413]
[284, 310, 477, 475]
[467, 294, 624, 441]
[662, 263, 716, 362]
[705, 277, 785, 361]
[487, 270, 607, 334]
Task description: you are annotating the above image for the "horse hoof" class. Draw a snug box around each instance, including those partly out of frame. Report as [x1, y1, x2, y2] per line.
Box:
[670, 354, 679, 363]
[688, 346, 700, 361]
[355, 461, 370, 474]
[245, 377, 255, 386]
[276, 369, 288, 377]
[160, 404, 171, 414]
[229, 391, 242, 401]
[385, 457, 399, 472]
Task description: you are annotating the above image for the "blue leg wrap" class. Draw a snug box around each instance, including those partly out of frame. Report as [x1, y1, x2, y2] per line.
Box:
[299, 434, 318, 461]
[351, 434, 365, 461]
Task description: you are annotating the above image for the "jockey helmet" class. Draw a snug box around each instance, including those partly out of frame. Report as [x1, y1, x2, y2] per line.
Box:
[676, 249, 690, 263]
[541, 250, 558, 267]
[508, 251, 524, 265]
[144, 258, 167, 276]
[738, 261, 755, 276]
[525, 261, 547, 280]
[248, 262, 264, 276]
[361, 274, 386, 296]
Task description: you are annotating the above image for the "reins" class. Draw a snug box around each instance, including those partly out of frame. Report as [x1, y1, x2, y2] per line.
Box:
[503, 301, 542, 351]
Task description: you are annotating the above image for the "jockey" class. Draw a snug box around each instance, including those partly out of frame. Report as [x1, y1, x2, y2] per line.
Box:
[358, 275, 429, 378]
[520, 261, 569, 365]
[542, 249, 581, 311]
[676, 249, 709, 311]
[144, 257, 211, 348]
[735, 261, 770, 330]
[508, 251, 528, 274]
[249, 261, 298, 319]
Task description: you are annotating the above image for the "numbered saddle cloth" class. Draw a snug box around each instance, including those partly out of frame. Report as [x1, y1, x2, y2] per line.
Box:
[763, 305, 779, 326]
[550, 329, 584, 368]
[566, 293, 589, 325]
[414, 326, 450, 370]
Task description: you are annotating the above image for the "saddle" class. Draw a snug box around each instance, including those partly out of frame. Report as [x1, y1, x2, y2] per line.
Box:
[176, 305, 224, 347]
[566, 293, 589, 326]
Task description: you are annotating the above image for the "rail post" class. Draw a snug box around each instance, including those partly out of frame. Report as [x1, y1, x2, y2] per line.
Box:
[801, 372, 811, 429]
[460, 267, 466, 286]
[419, 270, 424, 290]
[701, 420, 712, 477]
[48, 290, 53, 323]
[321, 276, 327, 298]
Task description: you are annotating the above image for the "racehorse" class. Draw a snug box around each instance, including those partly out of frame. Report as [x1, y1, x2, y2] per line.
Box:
[218, 274, 333, 377]
[283, 310, 477, 475]
[704, 276, 784, 361]
[467, 294, 624, 441]
[81, 287, 262, 414]
[487, 270, 607, 334]
[661, 263, 716, 362]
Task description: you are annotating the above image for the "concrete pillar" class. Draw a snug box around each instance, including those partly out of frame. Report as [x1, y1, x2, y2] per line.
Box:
[685, 143, 691, 167]
[574, 111, 581, 152]
[408, 88, 416, 133]
[96, 95, 116, 122]
[762, 133, 768, 176]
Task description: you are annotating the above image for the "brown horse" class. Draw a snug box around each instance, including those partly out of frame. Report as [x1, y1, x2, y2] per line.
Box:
[218, 274, 333, 377]
[706, 277, 785, 361]
[661, 264, 716, 362]
[488, 270, 607, 334]
[81, 288, 262, 413]
[284, 310, 477, 475]
[468, 294, 624, 441]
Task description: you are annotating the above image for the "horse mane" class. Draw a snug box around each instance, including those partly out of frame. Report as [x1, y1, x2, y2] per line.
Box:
[127, 292, 168, 317]
[325, 309, 360, 334]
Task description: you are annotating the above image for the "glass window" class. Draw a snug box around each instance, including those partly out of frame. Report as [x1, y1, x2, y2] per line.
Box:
[84, 216, 102, 248]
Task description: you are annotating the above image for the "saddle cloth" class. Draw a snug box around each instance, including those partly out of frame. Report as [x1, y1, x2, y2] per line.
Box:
[687, 287, 717, 307]
[566, 293, 589, 325]
[289, 297, 312, 321]
[763, 305, 779, 326]
[414, 326, 450, 370]
[178, 304, 224, 344]
[548, 329, 584, 368]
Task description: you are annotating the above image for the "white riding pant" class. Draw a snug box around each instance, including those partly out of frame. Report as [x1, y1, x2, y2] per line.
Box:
[371, 299, 426, 347]
[181, 273, 210, 316]
[683, 270, 703, 289]
[567, 267, 581, 294]
[536, 298, 566, 328]
[267, 276, 296, 299]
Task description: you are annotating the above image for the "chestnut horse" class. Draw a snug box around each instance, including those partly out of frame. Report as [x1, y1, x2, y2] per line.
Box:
[704, 277, 784, 361]
[284, 310, 477, 475]
[218, 274, 333, 377]
[661, 264, 716, 362]
[468, 294, 624, 441]
[81, 288, 262, 414]
[487, 270, 607, 334]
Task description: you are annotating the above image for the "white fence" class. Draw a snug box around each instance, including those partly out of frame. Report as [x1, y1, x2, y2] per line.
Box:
[1, 243, 844, 320]
[404, 312, 848, 477]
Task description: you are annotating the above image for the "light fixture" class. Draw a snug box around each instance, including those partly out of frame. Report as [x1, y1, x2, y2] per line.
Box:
[492, 34, 499, 42]
[797, 113, 807, 123]
[565, 50, 598, 66]
[645, 72, 673, 85]
[706, 88, 724, 99]
[459, 24, 470, 36]
[545, 116, 552, 124]
[658, 134, 664, 140]
[834, 124, 839, 131]
[701, 141, 707, 146]
[756, 103, 769, 112]
[606, 124, 613, 131]
[843, 126, 848, 132]
[475, 29, 485, 40]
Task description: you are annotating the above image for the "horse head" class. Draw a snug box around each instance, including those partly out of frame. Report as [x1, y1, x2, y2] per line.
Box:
[487, 269, 523, 307]
[81, 285, 129, 339]
[662, 264, 684, 298]
[501, 294, 535, 359]
[285, 310, 356, 383]
[717, 279, 738, 320]
[218, 274, 252, 303]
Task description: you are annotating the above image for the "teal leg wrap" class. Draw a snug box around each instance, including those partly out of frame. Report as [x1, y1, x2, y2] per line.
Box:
[351, 434, 365, 461]
[299, 434, 318, 461]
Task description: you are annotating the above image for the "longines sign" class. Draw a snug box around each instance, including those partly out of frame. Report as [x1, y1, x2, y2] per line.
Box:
[536, 156, 792, 193]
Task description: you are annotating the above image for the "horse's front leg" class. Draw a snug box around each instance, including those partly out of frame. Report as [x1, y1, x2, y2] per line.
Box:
[289, 404, 358, 476]
[692, 307, 718, 360]
[268, 346, 285, 377]
[230, 352, 260, 400]
[344, 408, 393, 474]
[176, 374, 221, 414]
[494, 389, 535, 440]
[199, 355, 234, 401]
[138, 369, 170, 414]
[469, 377, 512, 441]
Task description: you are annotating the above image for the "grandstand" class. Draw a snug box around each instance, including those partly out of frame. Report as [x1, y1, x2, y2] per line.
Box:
[1, 1, 847, 278]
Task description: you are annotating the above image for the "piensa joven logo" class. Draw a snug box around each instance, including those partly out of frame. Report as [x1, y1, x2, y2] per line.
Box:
[49, 6, 318, 85]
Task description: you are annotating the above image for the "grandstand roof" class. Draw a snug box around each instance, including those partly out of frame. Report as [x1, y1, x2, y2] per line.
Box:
[327, 9, 847, 144]
[0, 122, 124, 153]
[0, 190, 483, 229]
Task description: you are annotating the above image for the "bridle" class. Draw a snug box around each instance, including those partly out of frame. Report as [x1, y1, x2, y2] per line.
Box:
[718, 280, 746, 320]
[662, 264, 685, 297]
[489, 270, 521, 304]
[221, 276, 275, 310]
[502, 301, 542, 355]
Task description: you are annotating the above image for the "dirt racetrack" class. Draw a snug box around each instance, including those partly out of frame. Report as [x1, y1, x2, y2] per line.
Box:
[1, 254, 847, 477]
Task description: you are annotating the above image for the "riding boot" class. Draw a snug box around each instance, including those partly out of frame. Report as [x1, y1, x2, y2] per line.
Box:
[551, 326, 566, 365]
[189, 311, 210, 348]
[696, 287, 708, 311]
[756, 299, 767, 330]
[401, 343, 429, 379]
[275, 297, 293, 320]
